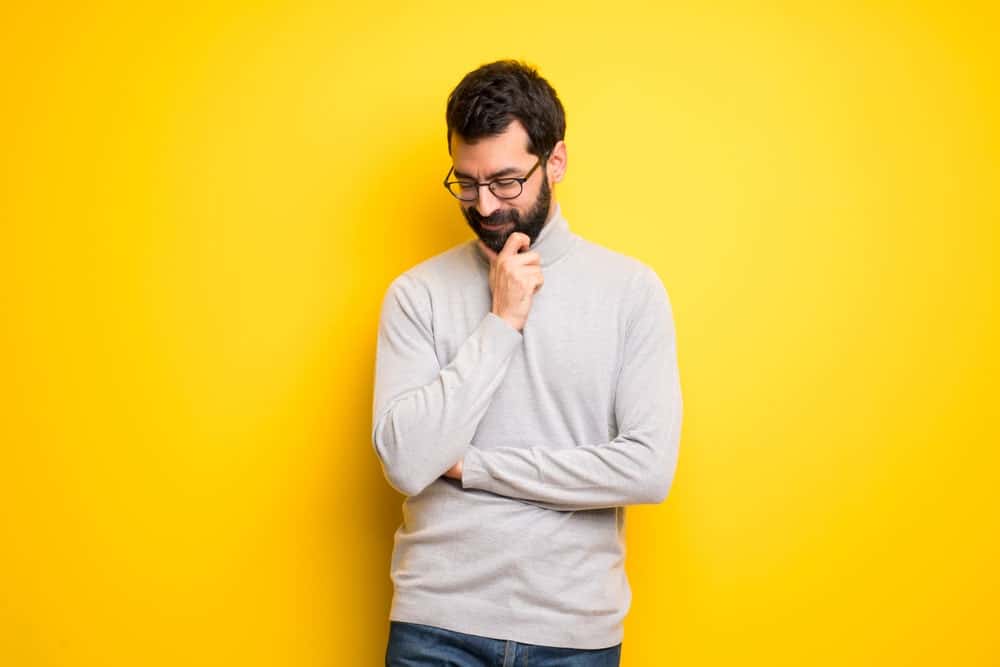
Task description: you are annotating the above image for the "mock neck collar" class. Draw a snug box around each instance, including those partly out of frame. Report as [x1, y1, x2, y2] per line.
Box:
[473, 203, 577, 268]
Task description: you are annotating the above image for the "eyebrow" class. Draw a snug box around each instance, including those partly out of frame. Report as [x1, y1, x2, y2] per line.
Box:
[452, 166, 521, 180]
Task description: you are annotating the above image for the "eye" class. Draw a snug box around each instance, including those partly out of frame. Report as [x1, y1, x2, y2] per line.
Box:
[491, 178, 522, 197]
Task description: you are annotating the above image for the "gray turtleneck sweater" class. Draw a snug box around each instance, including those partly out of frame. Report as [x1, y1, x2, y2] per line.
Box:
[371, 203, 683, 649]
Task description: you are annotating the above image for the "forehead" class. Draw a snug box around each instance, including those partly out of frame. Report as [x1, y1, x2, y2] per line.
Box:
[450, 119, 532, 172]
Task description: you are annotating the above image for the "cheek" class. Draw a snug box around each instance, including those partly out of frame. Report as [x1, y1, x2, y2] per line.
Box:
[515, 186, 538, 207]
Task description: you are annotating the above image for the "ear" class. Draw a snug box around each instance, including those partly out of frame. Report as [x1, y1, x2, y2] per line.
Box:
[547, 140, 567, 184]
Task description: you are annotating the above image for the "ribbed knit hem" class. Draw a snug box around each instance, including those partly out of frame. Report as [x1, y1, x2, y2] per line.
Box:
[389, 588, 626, 650]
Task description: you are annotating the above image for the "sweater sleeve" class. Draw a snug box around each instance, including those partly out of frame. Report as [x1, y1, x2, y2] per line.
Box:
[371, 273, 524, 497]
[460, 266, 683, 511]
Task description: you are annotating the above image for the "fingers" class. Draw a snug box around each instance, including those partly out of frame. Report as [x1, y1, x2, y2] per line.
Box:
[499, 232, 531, 258]
[478, 235, 538, 267]
[518, 266, 544, 294]
[480, 232, 544, 330]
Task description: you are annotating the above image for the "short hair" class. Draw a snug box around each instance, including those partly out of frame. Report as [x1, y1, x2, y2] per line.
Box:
[446, 59, 566, 158]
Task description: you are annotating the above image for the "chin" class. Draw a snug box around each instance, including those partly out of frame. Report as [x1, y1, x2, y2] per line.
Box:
[479, 234, 507, 254]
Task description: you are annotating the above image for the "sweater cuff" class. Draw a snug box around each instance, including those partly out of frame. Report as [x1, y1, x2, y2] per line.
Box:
[482, 311, 523, 342]
[461, 447, 491, 491]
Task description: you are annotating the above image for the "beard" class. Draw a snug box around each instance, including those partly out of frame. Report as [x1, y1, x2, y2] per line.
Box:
[462, 173, 552, 254]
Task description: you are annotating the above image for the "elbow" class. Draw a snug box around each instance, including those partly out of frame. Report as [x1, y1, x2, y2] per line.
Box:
[642, 474, 673, 504]
[644, 422, 681, 504]
[386, 478, 413, 496]
[372, 431, 436, 497]
[373, 441, 435, 497]
[384, 467, 433, 497]
[635, 450, 678, 505]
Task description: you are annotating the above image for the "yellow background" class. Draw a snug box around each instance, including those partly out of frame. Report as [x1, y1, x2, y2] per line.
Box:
[3, 2, 997, 665]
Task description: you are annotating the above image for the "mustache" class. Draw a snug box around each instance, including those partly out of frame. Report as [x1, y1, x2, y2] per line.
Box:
[465, 207, 520, 227]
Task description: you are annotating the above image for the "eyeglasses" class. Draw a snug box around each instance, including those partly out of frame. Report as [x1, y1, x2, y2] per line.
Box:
[442, 153, 549, 202]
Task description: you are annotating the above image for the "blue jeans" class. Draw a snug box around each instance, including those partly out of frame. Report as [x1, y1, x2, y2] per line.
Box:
[385, 620, 622, 666]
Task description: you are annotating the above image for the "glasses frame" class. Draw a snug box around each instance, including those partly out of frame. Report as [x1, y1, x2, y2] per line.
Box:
[442, 152, 549, 202]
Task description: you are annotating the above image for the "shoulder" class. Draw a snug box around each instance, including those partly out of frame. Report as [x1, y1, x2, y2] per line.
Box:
[380, 239, 479, 307]
[572, 236, 666, 293]
[394, 239, 479, 287]
[571, 237, 674, 334]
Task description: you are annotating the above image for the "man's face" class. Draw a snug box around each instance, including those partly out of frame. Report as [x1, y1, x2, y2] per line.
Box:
[449, 120, 552, 254]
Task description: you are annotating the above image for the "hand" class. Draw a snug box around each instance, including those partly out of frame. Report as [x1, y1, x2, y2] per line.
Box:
[477, 232, 544, 332]
[443, 458, 463, 480]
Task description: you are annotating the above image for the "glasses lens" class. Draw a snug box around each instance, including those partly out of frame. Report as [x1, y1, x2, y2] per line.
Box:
[448, 181, 476, 201]
[490, 179, 522, 199]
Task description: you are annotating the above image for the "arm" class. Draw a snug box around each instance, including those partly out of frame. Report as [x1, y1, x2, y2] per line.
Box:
[371, 274, 523, 497]
[459, 266, 683, 512]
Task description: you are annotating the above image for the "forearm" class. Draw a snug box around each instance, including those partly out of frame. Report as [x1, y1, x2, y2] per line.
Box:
[460, 389, 682, 511]
[372, 312, 521, 496]
[460, 265, 683, 512]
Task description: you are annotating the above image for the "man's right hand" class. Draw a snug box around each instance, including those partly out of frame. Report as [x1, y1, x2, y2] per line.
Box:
[477, 232, 543, 332]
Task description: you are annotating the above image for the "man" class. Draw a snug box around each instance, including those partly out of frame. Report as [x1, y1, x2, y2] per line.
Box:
[371, 60, 683, 666]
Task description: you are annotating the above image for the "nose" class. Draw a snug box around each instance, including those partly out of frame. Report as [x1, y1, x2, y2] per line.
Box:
[474, 185, 501, 217]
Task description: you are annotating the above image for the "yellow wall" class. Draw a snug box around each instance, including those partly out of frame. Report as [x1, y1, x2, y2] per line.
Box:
[3, 2, 997, 665]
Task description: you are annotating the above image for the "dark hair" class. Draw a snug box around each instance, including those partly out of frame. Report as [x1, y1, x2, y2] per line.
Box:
[446, 59, 566, 158]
